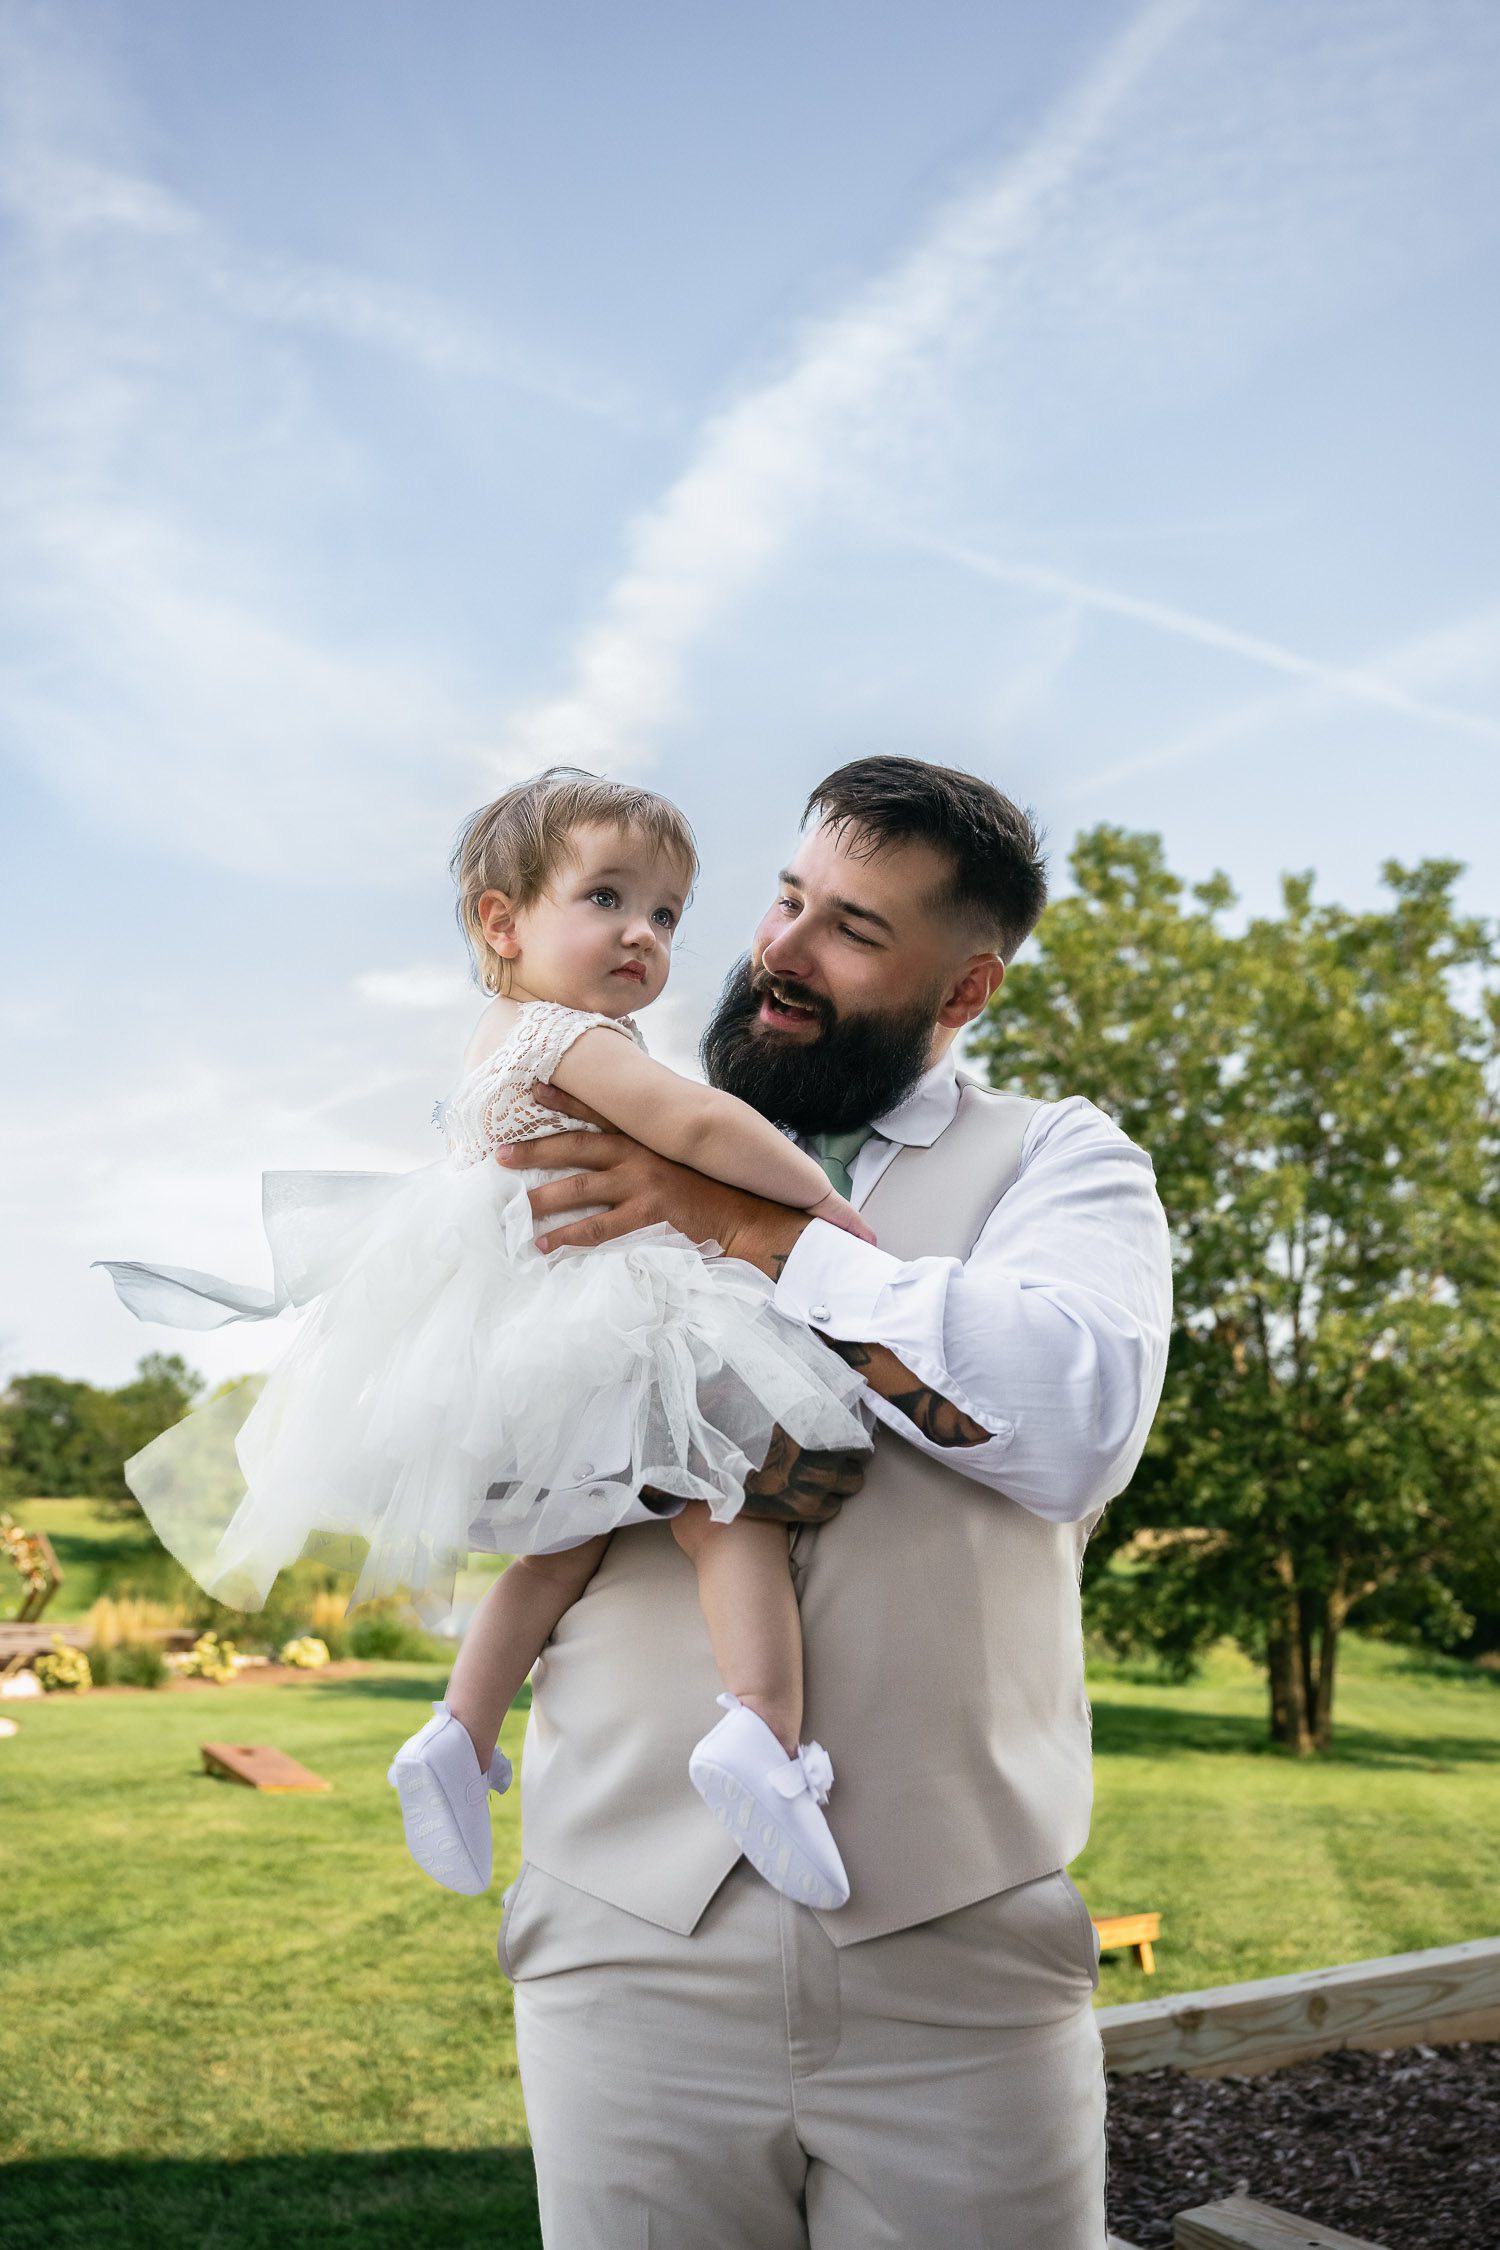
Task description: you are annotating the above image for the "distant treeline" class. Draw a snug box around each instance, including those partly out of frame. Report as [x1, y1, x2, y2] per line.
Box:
[0, 1353, 202, 1507]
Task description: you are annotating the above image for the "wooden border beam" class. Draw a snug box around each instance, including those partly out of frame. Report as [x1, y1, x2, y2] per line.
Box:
[1100, 1935, 1500, 2077]
[1174, 2192, 1389, 2247]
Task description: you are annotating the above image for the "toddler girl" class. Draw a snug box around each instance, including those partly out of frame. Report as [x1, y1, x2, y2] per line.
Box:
[95, 768, 874, 1912]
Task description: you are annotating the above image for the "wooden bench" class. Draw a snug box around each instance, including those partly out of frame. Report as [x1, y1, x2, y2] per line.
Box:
[201, 1742, 331, 1793]
[1174, 2193, 1388, 2247]
[1093, 1910, 1162, 1973]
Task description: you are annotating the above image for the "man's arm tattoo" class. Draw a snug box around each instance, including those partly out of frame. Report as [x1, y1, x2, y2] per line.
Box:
[823, 1336, 990, 1449]
[738, 1429, 861, 1524]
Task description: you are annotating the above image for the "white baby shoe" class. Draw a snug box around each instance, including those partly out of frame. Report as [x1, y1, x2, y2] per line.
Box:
[387, 1699, 513, 1896]
[689, 1692, 850, 1911]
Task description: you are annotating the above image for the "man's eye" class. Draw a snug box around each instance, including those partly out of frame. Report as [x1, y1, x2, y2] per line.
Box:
[589, 888, 619, 908]
[776, 895, 799, 915]
[840, 926, 879, 947]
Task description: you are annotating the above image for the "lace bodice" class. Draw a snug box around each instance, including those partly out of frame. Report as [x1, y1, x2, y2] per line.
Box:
[435, 1000, 644, 1171]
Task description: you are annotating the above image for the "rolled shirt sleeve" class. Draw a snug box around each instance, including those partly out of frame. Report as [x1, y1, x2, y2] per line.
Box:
[773, 1096, 1173, 1523]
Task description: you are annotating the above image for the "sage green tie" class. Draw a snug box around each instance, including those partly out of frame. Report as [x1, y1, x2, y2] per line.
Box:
[809, 1123, 876, 1201]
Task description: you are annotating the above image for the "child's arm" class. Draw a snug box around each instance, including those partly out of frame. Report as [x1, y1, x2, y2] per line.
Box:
[549, 1029, 876, 1243]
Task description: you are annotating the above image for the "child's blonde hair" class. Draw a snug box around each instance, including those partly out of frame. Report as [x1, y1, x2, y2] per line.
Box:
[450, 766, 700, 996]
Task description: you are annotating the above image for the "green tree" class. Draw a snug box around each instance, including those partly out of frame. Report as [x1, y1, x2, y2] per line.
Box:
[971, 828, 1500, 1752]
[0, 1353, 203, 1506]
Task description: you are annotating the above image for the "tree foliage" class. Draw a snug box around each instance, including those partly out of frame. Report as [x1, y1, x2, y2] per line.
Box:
[971, 827, 1500, 1751]
[0, 1353, 203, 1508]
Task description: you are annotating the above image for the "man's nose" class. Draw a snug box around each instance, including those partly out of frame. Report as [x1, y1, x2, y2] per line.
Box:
[759, 923, 814, 979]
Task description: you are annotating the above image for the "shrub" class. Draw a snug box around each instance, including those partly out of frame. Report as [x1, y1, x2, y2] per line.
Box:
[280, 1636, 330, 1670]
[306, 1587, 352, 1660]
[90, 1640, 169, 1689]
[348, 1599, 446, 1662]
[162, 1560, 361, 1657]
[87, 1594, 185, 1649]
[35, 1636, 91, 1693]
[176, 1631, 237, 1682]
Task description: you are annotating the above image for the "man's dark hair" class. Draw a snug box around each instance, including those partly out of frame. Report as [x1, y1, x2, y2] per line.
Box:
[803, 756, 1047, 961]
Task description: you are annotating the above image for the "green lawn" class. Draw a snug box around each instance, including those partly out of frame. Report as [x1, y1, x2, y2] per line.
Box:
[1077, 1634, 1499, 2004]
[1, 1663, 536, 2248]
[2, 1510, 1497, 2247]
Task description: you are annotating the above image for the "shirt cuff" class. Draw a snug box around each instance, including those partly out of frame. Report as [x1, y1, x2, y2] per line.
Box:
[773, 1218, 908, 1339]
[774, 1219, 1017, 1460]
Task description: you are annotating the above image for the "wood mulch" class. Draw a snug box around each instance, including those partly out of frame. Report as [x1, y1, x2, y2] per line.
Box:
[1106, 2039, 1500, 2248]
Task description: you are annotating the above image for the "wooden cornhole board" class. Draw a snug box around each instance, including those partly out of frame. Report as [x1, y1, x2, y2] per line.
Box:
[201, 1742, 331, 1793]
[1092, 1910, 1161, 1973]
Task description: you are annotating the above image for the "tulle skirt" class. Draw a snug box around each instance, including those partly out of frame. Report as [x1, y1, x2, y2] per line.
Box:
[97, 1153, 871, 1625]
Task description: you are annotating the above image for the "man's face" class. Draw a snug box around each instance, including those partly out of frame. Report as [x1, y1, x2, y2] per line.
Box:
[751, 820, 969, 1037]
[700, 821, 993, 1134]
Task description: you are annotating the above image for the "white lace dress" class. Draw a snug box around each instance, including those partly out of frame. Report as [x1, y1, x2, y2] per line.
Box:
[94, 1001, 871, 1623]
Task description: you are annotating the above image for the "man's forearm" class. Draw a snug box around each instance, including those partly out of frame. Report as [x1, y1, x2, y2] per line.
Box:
[736, 1220, 987, 1452]
[820, 1336, 989, 1448]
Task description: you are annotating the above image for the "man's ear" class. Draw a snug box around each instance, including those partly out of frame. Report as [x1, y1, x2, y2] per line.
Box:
[478, 888, 521, 959]
[936, 954, 1005, 1030]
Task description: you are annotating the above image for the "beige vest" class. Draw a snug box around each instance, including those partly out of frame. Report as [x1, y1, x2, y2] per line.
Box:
[520, 1077, 1097, 1947]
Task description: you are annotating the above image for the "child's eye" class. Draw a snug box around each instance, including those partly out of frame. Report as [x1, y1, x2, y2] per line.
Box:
[589, 888, 619, 909]
[652, 907, 677, 930]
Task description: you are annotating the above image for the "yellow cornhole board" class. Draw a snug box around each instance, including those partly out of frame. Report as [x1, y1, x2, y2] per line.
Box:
[1091, 1911, 1161, 1973]
[201, 1742, 331, 1793]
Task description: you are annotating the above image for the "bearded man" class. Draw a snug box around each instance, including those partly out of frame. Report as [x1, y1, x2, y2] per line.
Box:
[492, 755, 1172, 2249]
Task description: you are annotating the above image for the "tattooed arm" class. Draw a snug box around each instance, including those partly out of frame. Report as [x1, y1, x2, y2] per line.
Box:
[817, 1338, 989, 1448]
[642, 1430, 869, 1527]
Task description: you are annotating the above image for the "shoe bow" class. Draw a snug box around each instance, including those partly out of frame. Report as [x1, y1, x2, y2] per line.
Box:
[768, 1740, 834, 1807]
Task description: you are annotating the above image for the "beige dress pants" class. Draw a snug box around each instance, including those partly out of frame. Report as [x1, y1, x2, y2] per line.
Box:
[500, 1856, 1107, 2249]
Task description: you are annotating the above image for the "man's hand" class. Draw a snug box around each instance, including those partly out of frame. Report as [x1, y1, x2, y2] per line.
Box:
[501, 1082, 809, 1277]
[739, 1431, 868, 1523]
[642, 1431, 867, 1527]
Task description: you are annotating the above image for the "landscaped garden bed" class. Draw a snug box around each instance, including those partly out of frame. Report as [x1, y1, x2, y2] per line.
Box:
[1106, 2038, 1500, 2249]
[52, 1656, 380, 1695]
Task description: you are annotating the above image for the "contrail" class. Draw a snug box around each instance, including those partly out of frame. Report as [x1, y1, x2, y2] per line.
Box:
[498, 0, 1202, 772]
[1061, 596, 1500, 799]
[913, 533, 1500, 748]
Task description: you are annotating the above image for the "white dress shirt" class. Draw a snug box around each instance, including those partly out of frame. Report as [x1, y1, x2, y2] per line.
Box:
[772, 1050, 1172, 1524]
[520, 1048, 1172, 1540]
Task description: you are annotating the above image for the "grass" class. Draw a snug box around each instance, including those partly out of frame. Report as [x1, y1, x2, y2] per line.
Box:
[1077, 1633, 1500, 2006]
[0, 1663, 536, 2248]
[2, 1507, 1497, 2245]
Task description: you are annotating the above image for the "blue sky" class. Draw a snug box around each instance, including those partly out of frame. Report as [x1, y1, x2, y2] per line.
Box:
[3, 0, 1498, 1390]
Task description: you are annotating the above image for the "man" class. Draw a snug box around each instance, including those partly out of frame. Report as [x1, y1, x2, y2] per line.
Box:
[493, 756, 1172, 2248]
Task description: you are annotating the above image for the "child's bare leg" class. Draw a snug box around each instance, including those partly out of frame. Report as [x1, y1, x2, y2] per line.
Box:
[444, 1536, 610, 1766]
[671, 1503, 801, 1756]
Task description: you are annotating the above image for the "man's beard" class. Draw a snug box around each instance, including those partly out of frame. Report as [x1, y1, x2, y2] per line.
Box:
[699, 956, 942, 1135]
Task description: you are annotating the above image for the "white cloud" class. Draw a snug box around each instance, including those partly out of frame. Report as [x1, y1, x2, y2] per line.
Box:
[0, 18, 639, 887]
[498, 0, 1204, 774]
[354, 965, 479, 1012]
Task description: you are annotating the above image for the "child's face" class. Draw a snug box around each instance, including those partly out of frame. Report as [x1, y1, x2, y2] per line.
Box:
[489, 823, 688, 1016]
